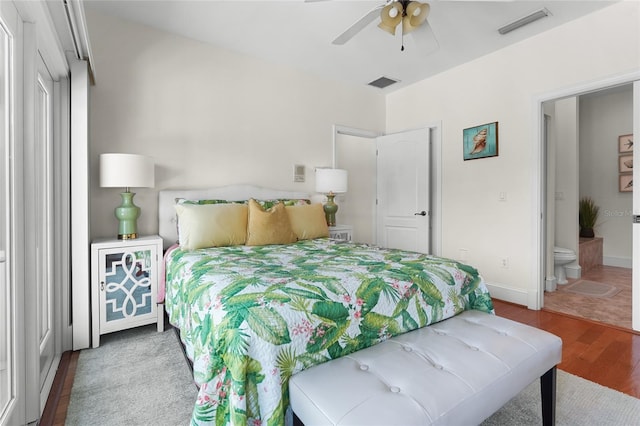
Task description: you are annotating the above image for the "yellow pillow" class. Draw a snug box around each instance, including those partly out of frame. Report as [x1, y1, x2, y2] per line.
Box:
[286, 203, 329, 240]
[175, 203, 248, 250]
[246, 198, 297, 246]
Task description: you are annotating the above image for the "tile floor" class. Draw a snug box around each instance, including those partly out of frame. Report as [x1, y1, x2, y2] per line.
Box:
[544, 265, 632, 330]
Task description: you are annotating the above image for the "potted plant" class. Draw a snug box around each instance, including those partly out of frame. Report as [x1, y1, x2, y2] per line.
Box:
[579, 196, 599, 238]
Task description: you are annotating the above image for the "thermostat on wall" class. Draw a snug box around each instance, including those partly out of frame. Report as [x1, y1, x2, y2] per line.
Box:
[293, 164, 305, 182]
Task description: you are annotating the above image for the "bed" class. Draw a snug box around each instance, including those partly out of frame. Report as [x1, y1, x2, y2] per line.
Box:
[158, 185, 494, 426]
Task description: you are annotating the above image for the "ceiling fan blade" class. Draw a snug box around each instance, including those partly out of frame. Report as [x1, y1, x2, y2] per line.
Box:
[332, 5, 385, 45]
[411, 20, 439, 54]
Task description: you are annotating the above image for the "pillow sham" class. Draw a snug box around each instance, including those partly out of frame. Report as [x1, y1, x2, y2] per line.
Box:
[255, 199, 310, 210]
[286, 203, 329, 240]
[246, 198, 298, 246]
[175, 198, 309, 207]
[174, 202, 248, 250]
[176, 198, 246, 205]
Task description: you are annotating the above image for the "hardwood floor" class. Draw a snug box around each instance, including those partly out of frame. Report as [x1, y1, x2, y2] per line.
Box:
[544, 265, 632, 330]
[39, 299, 640, 425]
[496, 299, 640, 399]
[40, 350, 80, 426]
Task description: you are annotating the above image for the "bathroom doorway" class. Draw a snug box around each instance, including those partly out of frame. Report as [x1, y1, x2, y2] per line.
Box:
[542, 84, 634, 330]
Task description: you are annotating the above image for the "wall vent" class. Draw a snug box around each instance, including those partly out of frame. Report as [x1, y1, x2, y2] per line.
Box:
[368, 76, 399, 89]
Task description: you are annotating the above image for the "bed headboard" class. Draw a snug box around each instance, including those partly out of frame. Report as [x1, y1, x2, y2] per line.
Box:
[158, 184, 311, 250]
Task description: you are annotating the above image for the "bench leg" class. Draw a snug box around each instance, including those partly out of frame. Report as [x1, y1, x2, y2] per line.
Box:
[541, 366, 557, 426]
[292, 412, 304, 426]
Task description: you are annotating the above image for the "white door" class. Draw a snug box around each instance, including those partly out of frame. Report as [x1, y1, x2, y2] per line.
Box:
[632, 81, 639, 332]
[376, 128, 430, 253]
[0, 2, 23, 424]
[32, 52, 57, 413]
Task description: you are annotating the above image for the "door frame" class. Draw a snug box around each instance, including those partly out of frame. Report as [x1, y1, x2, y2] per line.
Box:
[533, 70, 640, 319]
[633, 81, 639, 331]
[332, 122, 443, 256]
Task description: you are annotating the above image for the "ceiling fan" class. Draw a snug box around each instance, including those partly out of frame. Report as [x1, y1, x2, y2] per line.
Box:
[331, 0, 435, 51]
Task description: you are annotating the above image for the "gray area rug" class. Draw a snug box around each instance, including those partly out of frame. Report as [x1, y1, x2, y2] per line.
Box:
[66, 324, 640, 425]
[482, 371, 640, 426]
[564, 279, 621, 298]
[65, 324, 197, 425]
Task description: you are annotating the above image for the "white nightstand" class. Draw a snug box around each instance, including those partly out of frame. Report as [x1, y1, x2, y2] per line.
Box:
[91, 235, 164, 348]
[329, 225, 353, 242]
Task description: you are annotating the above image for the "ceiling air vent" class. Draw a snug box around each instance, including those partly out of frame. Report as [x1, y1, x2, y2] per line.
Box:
[368, 76, 399, 89]
[498, 8, 550, 35]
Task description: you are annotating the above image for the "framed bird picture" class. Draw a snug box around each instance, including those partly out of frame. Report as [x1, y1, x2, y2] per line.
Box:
[619, 174, 632, 192]
[463, 121, 499, 160]
[618, 134, 633, 154]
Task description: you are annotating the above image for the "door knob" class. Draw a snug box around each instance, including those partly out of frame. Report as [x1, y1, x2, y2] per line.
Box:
[414, 211, 427, 216]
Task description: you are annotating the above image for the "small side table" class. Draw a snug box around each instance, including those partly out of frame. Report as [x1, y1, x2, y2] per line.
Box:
[91, 235, 164, 348]
[329, 225, 353, 242]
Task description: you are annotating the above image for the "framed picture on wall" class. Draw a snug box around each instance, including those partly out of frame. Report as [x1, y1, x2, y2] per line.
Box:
[619, 154, 633, 173]
[463, 122, 498, 160]
[619, 174, 632, 192]
[618, 134, 633, 153]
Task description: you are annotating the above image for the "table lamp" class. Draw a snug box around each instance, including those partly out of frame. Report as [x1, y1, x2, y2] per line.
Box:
[315, 168, 348, 226]
[100, 153, 154, 239]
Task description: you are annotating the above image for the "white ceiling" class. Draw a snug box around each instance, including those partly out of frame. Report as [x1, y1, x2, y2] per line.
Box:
[84, 0, 617, 92]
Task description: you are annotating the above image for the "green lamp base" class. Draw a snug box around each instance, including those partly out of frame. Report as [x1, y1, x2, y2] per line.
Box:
[115, 191, 140, 240]
[323, 193, 338, 227]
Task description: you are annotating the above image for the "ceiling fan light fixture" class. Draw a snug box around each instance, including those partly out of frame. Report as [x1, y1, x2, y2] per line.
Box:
[404, 1, 429, 33]
[378, 3, 403, 35]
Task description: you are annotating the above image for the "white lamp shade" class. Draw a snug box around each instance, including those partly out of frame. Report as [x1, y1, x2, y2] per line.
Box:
[315, 168, 348, 194]
[100, 153, 155, 188]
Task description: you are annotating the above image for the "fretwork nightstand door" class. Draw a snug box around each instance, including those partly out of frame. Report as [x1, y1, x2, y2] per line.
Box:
[91, 235, 164, 347]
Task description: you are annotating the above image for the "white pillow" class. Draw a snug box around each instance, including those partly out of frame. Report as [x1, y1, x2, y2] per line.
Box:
[174, 203, 248, 250]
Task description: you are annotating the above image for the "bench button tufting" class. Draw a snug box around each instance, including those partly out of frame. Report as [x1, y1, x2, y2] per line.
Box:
[359, 364, 369, 371]
[435, 364, 444, 370]
[403, 346, 413, 352]
[470, 346, 479, 351]
[390, 386, 400, 393]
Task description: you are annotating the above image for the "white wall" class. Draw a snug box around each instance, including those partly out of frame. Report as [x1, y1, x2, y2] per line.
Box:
[84, 9, 385, 240]
[554, 97, 579, 257]
[579, 86, 634, 267]
[335, 133, 377, 244]
[85, 3, 639, 306]
[385, 2, 640, 306]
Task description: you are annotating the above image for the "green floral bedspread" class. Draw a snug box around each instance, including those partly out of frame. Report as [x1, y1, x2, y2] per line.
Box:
[164, 239, 493, 426]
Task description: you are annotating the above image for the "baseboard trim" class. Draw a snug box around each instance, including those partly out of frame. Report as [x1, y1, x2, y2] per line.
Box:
[545, 277, 557, 292]
[485, 282, 531, 308]
[603, 256, 632, 269]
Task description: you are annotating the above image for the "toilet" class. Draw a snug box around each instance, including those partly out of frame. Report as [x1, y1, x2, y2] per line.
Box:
[554, 246, 576, 285]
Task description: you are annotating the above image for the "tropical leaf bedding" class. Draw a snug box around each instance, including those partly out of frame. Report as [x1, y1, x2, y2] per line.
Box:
[164, 238, 494, 426]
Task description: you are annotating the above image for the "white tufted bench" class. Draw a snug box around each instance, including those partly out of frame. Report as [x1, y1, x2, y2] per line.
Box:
[289, 310, 562, 426]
